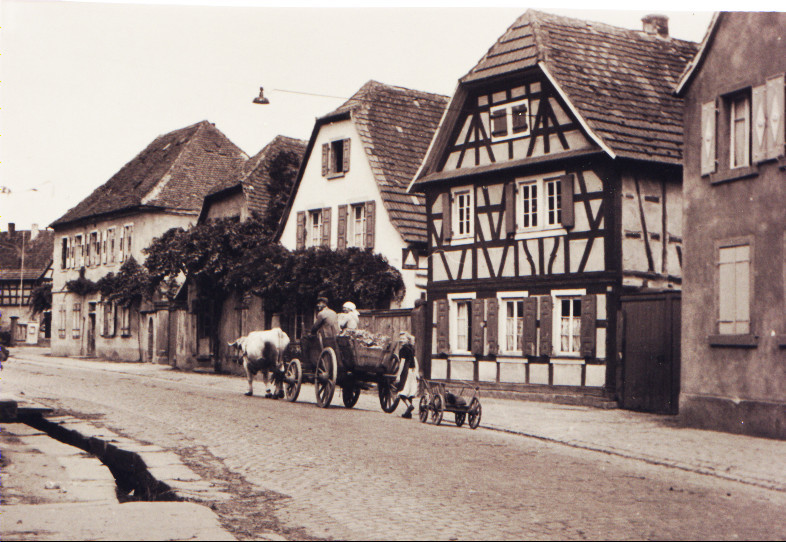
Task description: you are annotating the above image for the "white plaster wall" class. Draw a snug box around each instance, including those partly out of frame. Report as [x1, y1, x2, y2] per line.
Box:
[280, 119, 422, 307]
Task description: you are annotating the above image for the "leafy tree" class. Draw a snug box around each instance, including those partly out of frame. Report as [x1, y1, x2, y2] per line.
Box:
[65, 268, 98, 296]
[96, 257, 154, 306]
[260, 148, 302, 238]
[30, 283, 52, 315]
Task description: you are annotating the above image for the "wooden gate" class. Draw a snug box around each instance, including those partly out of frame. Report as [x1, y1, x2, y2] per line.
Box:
[620, 292, 681, 415]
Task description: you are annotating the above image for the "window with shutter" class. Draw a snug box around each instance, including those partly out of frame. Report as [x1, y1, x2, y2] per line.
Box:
[560, 174, 574, 229]
[441, 192, 452, 242]
[451, 187, 473, 240]
[436, 299, 450, 354]
[342, 138, 351, 172]
[365, 201, 375, 249]
[718, 241, 751, 335]
[296, 211, 306, 250]
[490, 108, 507, 137]
[471, 299, 485, 356]
[539, 296, 553, 357]
[515, 173, 568, 234]
[729, 92, 751, 169]
[766, 74, 784, 159]
[321, 207, 331, 248]
[321, 143, 329, 177]
[504, 182, 516, 236]
[579, 294, 597, 358]
[308, 210, 321, 248]
[512, 103, 529, 133]
[701, 100, 717, 176]
[752, 84, 767, 164]
[337, 205, 348, 250]
[490, 98, 531, 140]
[61, 238, 68, 269]
[486, 298, 499, 355]
[521, 297, 538, 357]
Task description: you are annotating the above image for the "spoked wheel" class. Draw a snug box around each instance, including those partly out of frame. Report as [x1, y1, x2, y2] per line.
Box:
[431, 393, 444, 425]
[418, 395, 429, 423]
[455, 412, 466, 427]
[283, 358, 302, 402]
[378, 377, 401, 414]
[342, 381, 361, 408]
[468, 397, 482, 429]
[314, 347, 337, 408]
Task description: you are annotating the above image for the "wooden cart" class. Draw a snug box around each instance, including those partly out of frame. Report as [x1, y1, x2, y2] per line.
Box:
[278, 333, 408, 411]
[418, 380, 482, 429]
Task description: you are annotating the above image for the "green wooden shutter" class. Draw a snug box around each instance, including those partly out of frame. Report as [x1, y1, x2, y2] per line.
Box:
[342, 139, 351, 172]
[436, 299, 449, 354]
[766, 74, 785, 159]
[505, 182, 516, 236]
[442, 192, 452, 242]
[321, 143, 329, 177]
[486, 298, 499, 355]
[337, 205, 348, 250]
[560, 174, 574, 228]
[296, 211, 306, 250]
[471, 299, 485, 356]
[752, 84, 768, 164]
[701, 100, 717, 176]
[522, 297, 538, 357]
[539, 296, 553, 357]
[365, 201, 375, 249]
[579, 294, 597, 358]
[321, 207, 331, 248]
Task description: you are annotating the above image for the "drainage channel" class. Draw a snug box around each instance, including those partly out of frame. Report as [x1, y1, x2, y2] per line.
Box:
[19, 410, 179, 502]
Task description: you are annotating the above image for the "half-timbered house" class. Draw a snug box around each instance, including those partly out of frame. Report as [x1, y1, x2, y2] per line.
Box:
[276, 80, 447, 338]
[408, 11, 698, 405]
[675, 12, 786, 438]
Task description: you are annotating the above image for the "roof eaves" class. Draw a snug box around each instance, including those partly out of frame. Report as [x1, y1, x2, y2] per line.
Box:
[538, 61, 616, 160]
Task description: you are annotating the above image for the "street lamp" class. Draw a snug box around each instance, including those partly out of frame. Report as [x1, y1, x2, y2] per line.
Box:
[252, 87, 270, 105]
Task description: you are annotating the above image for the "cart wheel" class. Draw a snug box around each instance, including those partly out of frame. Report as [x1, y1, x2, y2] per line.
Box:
[468, 397, 482, 429]
[378, 378, 401, 414]
[418, 395, 429, 423]
[431, 393, 444, 425]
[315, 347, 337, 408]
[342, 382, 361, 408]
[455, 412, 466, 427]
[284, 358, 302, 402]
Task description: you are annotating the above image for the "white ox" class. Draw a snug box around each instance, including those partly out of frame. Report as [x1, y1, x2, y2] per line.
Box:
[229, 328, 290, 397]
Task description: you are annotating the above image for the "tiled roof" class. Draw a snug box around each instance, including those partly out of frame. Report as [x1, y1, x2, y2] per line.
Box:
[208, 135, 307, 218]
[328, 81, 448, 244]
[51, 121, 248, 228]
[461, 10, 699, 164]
[0, 229, 54, 281]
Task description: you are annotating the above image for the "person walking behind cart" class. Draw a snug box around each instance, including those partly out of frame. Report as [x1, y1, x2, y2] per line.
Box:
[396, 332, 420, 418]
[311, 297, 340, 339]
[338, 301, 360, 331]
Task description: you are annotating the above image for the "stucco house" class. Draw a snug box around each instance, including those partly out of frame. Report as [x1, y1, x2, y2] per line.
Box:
[675, 12, 786, 438]
[276, 80, 448, 338]
[408, 11, 697, 407]
[0, 223, 54, 344]
[49, 120, 246, 361]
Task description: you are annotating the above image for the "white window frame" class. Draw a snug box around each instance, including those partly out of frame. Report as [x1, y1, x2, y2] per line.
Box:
[718, 241, 751, 335]
[729, 93, 751, 169]
[497, 291, 529, 355]
[451, 186, 474, 242]
[307, 210, 322, 248]
[551, 288, 586, 357]
[348, 203, 366, 248]
[447, 292, 476, 355]
[515, 173, 566, 237]
[489, 98, 532, 141]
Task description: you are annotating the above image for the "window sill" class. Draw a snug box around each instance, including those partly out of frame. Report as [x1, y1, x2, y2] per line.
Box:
[326, 172, 345, 180]
[708, 165, 759, 185]
[449, 237, 474, 246]
[708, 334, 759, 347]
[514, 227, 567, 241]
[777, 335, 786, 348]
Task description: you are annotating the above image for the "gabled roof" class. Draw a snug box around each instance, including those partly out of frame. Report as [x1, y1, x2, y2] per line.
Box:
[427, 10, 699, 173]
[0, 228, 54, 281]
[51, 121, 248, 228]
[278, 81, 448, 245]
[201, 135, 307, 221]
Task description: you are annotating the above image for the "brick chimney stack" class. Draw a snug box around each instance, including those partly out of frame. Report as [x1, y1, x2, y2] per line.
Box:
[31, 223, 39, 240]
[642, 14, 669, 38]
[8, 223, 15, 236]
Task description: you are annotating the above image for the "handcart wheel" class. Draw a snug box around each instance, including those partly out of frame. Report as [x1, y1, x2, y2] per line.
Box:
[418, 395, 429, 423]
[284, 358, 302, 402]
[378, 377, 401, 414]
[342, 381, 361, 408]
[315, 347, 337, 408]
[432, 393, 444, 425]
[468, 397, 482, 429]
[455, 412, 466, 427]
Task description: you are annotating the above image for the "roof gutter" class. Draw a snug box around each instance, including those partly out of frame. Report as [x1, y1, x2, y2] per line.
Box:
[538, 61, 616, 160]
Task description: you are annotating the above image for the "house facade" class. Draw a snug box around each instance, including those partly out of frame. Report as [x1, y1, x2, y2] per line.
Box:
[277, 80, 448, 337]
[676, 12, 786, 438]
[0, 223, 53, 344]
[49, 121, 246, 362]
[409, 11, 697, 402]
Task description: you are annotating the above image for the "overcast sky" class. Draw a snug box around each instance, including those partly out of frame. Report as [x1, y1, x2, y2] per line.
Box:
[0, 1, 774, 232]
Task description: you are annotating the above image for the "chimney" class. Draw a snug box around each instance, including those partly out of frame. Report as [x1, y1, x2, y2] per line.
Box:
[642, 14, 669, 38]
[31, 223, 39, 240]
[8, 223, 15, 236]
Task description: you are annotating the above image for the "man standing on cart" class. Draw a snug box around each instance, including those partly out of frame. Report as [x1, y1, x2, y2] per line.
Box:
[311, 297, 340, 339]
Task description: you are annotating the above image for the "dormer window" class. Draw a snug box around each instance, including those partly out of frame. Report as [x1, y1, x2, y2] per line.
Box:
[490, 99, 531, 140]
[322, 138, 351, 178]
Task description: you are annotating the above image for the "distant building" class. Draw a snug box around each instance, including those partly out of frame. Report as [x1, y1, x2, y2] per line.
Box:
[49, 121, 247, 361]
[675, 12, 786, 438]
[408, 11, 697, 405]
[0, 223, 53, 344]
[276, 80, 448, 339]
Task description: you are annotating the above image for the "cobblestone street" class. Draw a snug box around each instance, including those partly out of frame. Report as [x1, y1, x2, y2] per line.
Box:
[5, 352, 786, 540]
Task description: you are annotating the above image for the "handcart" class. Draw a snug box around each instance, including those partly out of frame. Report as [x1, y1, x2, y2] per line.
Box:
[418, 380, 481, 429]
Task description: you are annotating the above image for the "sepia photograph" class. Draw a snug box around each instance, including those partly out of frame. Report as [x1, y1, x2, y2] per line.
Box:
[0, 1, 784, 540]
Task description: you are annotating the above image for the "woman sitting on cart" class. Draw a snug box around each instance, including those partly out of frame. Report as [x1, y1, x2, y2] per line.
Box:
[396, 332, 420, 418]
